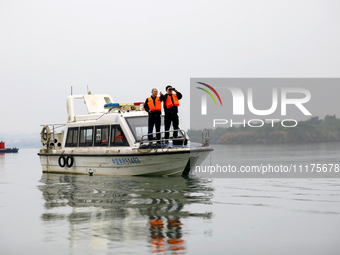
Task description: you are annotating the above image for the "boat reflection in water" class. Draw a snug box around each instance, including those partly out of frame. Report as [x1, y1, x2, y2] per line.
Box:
[38, 174, 213, 253]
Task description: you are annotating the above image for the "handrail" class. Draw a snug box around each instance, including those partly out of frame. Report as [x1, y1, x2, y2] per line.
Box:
[40, 124, 66, 127]
[139, 129, 188, 148]
[202, 128, 210, 147]
[40, 124, 66, 150]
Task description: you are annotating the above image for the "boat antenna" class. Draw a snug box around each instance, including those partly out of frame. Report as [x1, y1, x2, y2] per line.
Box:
[87, 85, 91, 95]
[71, 86, 73, 95]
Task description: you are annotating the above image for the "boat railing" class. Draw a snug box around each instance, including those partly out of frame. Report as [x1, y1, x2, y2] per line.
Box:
[202, 128, 210, 147]
[139, 129, 189, 148]
[40, 123, 66, 150]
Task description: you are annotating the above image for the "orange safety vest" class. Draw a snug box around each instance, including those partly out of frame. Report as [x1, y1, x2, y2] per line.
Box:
[165, 94, 180, 108]
[115, 135, 124, 143]
[148, 96, 161, 111]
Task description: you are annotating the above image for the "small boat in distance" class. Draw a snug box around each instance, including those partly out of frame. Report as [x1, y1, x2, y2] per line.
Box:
[38, 93, 213, 176]
[0, 141, 19, 153]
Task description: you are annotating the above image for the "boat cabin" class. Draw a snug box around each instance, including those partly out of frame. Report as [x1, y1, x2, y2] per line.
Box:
[42, 94, 187, 151]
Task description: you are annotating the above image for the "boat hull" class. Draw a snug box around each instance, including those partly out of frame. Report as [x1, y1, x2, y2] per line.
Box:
[0, 148, 19, 153]
[38, 148, 212, 176]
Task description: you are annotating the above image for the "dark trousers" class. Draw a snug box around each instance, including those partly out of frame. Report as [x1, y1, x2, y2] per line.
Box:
[164, 112, 179, 139]
[148, 113, 161, 141]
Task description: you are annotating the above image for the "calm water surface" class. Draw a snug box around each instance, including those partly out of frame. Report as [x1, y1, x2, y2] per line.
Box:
[1, 145, 340, 254]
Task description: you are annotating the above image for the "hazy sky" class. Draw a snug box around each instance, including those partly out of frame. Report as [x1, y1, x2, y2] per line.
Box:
[1, 0, 339, 134]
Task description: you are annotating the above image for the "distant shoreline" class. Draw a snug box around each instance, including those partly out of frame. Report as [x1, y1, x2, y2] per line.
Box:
[188, 115, 340, 145]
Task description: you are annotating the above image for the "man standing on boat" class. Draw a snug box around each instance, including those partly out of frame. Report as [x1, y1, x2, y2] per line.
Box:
[160, 85, 182, 141]
[144, 88, 162, 143]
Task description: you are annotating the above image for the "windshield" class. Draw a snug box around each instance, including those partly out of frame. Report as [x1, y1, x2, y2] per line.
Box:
[125, 116, 165, 141]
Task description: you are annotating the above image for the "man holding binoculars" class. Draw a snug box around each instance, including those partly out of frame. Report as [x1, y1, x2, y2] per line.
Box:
[160, 85, 182, 141]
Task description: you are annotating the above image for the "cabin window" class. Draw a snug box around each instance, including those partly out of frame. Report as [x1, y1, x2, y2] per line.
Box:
[125, 116, 148, 141]
[94, 126, 110, 147]
[65, 127, 79, 147]
[111, 125, 129, 146]
[125, 116, 165, 141]
[79, 126, 93, 147]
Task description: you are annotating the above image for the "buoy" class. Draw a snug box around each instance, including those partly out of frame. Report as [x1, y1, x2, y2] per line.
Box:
[66, 155, 74, 168]
[58, 155, 66, 168]
[41, 125, 51, 144]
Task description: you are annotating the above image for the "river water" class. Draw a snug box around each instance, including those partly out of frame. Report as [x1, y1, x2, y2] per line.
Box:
[1, 146, 340, 254]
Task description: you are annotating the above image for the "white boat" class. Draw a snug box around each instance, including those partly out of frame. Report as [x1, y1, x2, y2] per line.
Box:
[38, 94, 213, 176]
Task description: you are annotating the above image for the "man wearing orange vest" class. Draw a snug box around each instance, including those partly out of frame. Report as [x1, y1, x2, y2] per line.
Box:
[160, 85, 182, 141]
[144, 88, 162, 142]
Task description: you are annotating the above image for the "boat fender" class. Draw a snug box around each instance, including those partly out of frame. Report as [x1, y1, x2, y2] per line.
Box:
[66, 155, 74, 168]
[41, 125, 51, 144]
[58, 155, 66, 168]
